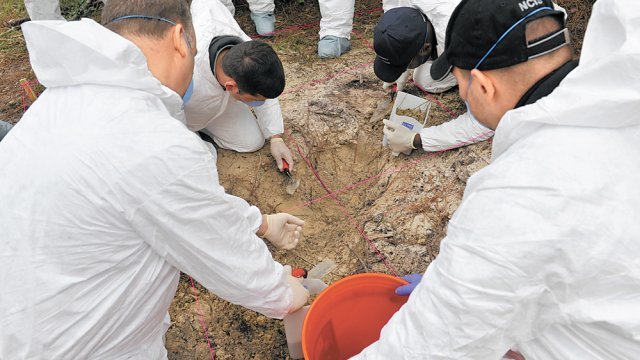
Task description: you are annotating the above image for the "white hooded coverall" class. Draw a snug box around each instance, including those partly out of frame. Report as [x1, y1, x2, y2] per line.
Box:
[355, 0, 640, 358]
[185, 0, 284, 152]
[0, 19, 292, 358]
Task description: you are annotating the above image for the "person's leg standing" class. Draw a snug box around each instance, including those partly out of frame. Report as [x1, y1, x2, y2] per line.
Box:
[317, 0, 354, 58]
[248, 0, 276, 36]
[24, 0, 64, 21]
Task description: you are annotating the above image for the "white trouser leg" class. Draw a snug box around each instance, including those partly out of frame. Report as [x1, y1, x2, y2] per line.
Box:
[217, 0, 236, 16]
[413, 62, 458, 94]
[247, 0, 275, 13]
[318, 0, 355, 39]
[203, 99, 266, 153]
[382, 0, 412, 12]
[24, 0, 64, 21]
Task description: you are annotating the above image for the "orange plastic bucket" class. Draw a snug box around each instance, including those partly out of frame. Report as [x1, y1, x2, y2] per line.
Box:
[302, 273, 408, 359]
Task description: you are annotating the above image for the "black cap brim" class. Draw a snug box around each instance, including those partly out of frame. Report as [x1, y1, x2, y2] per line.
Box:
[374, 56, 408, 83]
[430, 53, 453, 81]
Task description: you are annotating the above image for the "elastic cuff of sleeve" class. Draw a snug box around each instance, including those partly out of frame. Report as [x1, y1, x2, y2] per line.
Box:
[261, 215, 272, 239]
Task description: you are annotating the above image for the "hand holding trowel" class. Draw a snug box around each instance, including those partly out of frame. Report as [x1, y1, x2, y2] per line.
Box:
[280, 160, 300, 195]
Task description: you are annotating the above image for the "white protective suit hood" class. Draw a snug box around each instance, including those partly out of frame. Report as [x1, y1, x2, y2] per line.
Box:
[23, 18, 186, 123]
[492, 2, 640, 158]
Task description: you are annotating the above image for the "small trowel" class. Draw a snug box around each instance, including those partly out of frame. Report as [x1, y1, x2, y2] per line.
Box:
[281, 160, 300, 195]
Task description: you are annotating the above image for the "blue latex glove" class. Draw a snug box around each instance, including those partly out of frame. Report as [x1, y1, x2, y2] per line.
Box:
[395, 273, 423, 296]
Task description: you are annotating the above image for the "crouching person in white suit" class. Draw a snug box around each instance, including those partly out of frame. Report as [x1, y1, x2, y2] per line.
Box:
[355, 0, 640, 358]
[186, 0, 294, 172]
[0, 0, 308, 358]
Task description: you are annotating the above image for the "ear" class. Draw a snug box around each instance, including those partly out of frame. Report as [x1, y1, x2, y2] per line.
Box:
[171, 23, 190, 58]
[224, 80, 238, 93]
[470, 68, 496, 101]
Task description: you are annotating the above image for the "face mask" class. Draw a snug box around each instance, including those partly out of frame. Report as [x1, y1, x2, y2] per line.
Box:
[183, 79, 194, 105]
[243, 100, 266, 107]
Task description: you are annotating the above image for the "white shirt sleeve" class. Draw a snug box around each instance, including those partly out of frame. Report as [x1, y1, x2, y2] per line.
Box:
[126, 159, 292, 319]
[419, 111, 494, 152]
[253, 98, 285, 138]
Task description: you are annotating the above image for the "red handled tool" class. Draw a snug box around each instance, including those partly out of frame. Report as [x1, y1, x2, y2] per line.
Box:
[280, 159, 300, 195]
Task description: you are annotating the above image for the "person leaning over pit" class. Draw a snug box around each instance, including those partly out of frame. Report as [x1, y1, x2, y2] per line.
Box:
[354, 0, 640, 358]
[0, 0, 308, 357]
[185, 0, 295, 173]
[377, 0, 567, 156]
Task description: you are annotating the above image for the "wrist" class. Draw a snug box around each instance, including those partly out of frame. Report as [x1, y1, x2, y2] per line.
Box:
[412, 133, 421, 149]
[257, 214, 270, 238]
[270, 134, 284, 142]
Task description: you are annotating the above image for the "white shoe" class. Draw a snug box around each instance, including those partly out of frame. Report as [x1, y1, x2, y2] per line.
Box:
[317, 36, 351, 58]
[250, 12, 275, 36]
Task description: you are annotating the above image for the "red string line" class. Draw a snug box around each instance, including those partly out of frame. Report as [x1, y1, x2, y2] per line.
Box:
[190, 276, 215, 360]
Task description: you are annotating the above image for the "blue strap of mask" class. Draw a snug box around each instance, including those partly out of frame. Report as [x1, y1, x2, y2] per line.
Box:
[109, 15, 177, 26]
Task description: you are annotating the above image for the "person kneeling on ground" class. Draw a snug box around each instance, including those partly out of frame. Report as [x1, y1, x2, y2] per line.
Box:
[355, 0, 640, 358]
[186, 0, 294, 173]
[375, 1, 566, 156]
[0, 0, 307, 358]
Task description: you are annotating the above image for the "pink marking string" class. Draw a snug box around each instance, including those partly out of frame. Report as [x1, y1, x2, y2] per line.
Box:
[189, 276, 215, 360]
[285, 128, 399, 276]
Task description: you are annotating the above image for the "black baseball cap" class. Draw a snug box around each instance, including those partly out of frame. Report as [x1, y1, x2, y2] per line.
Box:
[431, 0, 566, 81]
[373, 7, 429, 82]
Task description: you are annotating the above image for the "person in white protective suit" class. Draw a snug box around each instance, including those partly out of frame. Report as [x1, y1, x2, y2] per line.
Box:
[378, 1, 566, 156]
[0, 0, 309, 357]
[355, 0, 640, 358]
[217, 0, 276, 36]
[23, 0, 108, 21]
[185, 0, 294, 172]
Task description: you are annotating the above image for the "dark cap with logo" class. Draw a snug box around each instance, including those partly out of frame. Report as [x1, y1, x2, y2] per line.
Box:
[373, 7, 429, 83]
[431, 0, 567, 81]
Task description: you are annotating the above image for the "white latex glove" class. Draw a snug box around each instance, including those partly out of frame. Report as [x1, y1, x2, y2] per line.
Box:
[382, 69, 412, 92]
[284, 265, 310, 314]
[261, 213, 304, 250]
[270, 137, 294, 171]
[382, 119, 417, 156]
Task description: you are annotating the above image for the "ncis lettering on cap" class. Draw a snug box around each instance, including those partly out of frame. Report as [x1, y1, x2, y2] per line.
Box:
[519, 0, 545, 12]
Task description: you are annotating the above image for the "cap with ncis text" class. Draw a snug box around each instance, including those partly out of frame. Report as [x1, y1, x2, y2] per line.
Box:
[374, 7, 429, 83]
[431, 0, 568, 81]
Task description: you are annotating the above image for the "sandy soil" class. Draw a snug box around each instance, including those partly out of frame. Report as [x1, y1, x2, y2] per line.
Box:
[0, 0, 592, 359]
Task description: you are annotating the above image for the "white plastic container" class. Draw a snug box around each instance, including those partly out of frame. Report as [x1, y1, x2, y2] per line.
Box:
[382, 91, 432, 156]
[283, 305, 310, 360]
[283, 259, 336, 359]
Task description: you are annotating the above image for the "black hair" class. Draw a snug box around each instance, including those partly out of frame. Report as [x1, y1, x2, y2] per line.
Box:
[221, 41, 285, 98]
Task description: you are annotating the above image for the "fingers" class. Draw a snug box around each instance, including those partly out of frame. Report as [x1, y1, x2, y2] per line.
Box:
[283, 148, 294, 172]
[395, 283, 414, 296]
[283, 264, 293, 276]
[283, 213, 305, 226]
[382, 119, 400, 131]
[275, 156, 284, 171]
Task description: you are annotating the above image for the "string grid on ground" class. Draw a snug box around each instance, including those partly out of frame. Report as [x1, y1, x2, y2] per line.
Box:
[190, 276, 216, 360]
